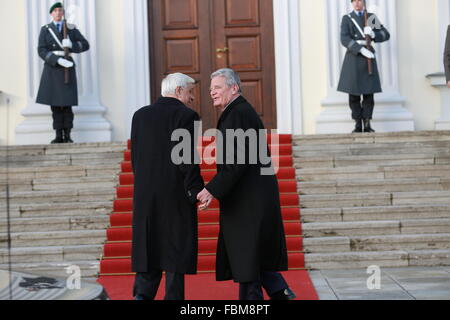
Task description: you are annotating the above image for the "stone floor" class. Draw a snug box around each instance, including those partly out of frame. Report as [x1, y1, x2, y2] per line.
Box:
[309, 266, 450, 300]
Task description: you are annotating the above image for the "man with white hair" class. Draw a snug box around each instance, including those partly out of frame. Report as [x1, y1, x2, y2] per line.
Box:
[197, 68, 296, 300]
[131, 73, 204, 300]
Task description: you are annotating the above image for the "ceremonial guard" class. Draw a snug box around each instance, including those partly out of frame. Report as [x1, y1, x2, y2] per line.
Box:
[36, 2, 90, 144]
[337, 0, 390, 133]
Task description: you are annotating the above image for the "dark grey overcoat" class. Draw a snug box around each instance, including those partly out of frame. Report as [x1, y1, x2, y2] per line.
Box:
[205, 95, 288, 283]
[36, 23, 89, 107]
[337, 12, 390, 96]
[131, 97, 204, 275]
[444, 25, 450, 82]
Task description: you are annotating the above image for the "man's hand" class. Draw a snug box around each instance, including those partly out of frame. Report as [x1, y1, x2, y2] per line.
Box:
[364, 26, 375, 39]
[197, 188, 214, 211]
[447, 81, 450, 89]
[57, 58, 74, 68]
[62, 38, 73, 49]
[360, 47, 375, 59]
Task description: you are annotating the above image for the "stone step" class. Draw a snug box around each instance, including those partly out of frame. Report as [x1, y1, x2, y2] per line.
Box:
[303, 219, 450, 238]
[0, 142, 126, 157]
[293, 131, 450, 146]
[301, 205, 450, 223]
[294, 154, 443, 169]
[0, 164, 121, 180]
[0, 230, 106, 248]
[305, 250, 410, 269]
[1, 150, 124, 165]
[0, 260, 100, 278]
[0, 188, 116, 206]
[0, 245, 103, 264]
[303, 234, 450, 253]
[0, 216, 110, 233]
[297, 165, 450, 181]
[303, 220, 402, 238]
[298, 177, 450, 195]
[293, 140, 450, 153]
[31, 176, 118, 191]
[0, 201, 112, 219]
[305, 249, 450, 269]
[300, 192, 392, 209]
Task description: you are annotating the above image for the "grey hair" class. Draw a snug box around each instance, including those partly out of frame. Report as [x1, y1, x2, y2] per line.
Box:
[211, 68, 242, 93]
[161, 73, 196, 97]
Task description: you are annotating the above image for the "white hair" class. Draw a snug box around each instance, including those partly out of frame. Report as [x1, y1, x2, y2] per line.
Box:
[161, 73, 196, 97]
[211, 68, 242, 93]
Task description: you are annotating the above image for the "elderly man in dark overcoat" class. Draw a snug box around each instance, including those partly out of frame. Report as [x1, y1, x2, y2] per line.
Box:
[36, 2, 90, 144]
[197, 68, 296, 300]
[131, 73, 204, 300]
[337, 0, 390, 133]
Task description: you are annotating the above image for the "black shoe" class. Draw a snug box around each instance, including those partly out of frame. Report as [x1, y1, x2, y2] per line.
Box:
[51, 129, 64, 144]
[352, 119, 363, 133]
[270, 288, 297, 300]
[363, 119, 375, 133]
[63, 129, 74, 143]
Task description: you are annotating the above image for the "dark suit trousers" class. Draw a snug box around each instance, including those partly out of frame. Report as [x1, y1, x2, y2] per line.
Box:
[349, 94, 374, 120]
[51, 106, 74, 130]
[239, 272, 289, 300]
[133, 270, 185, 300]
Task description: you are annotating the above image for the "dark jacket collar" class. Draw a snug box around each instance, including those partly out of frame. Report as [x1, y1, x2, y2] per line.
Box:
[155, 96, 185, 106]
[217, 95, 247, 126]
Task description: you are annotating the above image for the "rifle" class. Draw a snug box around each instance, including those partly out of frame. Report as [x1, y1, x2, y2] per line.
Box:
[362, 0, 373, 75]
[62, 0, 70, 84]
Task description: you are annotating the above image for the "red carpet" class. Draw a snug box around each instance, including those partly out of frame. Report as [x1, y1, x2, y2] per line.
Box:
[97, 134, 319, 300]
[98, 271, 318, 300]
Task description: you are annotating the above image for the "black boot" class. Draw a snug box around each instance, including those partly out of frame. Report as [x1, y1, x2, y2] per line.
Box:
[352, 119, 363, 133]
[51, 129, 64, 144]
[63, 128, 74, 144]
[363, 119, 375, 133]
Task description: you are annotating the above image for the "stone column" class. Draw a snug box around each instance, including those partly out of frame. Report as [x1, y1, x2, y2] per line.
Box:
[316, 0, 414, 134]
[15, 0, 112, 145]
[273, 0, 304, 135]
[122, 0, 151, 136]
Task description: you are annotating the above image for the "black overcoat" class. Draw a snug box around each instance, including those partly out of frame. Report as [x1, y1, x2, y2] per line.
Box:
[131, 97, 204, 275]
[444, 25, 450, 82]
[205, 96, 288, 283]
[337, 12, 390, 96]
[36, 23, 89, 107]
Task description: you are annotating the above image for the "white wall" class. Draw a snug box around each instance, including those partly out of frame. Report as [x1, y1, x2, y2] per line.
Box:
[0, 0, 27, 145]
[397, 0, 441, 131]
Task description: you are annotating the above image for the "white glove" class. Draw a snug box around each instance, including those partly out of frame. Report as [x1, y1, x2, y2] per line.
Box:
[364, 26, 375, 39]
[62, 38, 73, 49]
[57, 58, 74, 68]
[360, 47, 375, 59]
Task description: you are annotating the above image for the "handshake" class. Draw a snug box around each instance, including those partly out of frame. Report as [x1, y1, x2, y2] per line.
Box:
[197, 188, 215, 211]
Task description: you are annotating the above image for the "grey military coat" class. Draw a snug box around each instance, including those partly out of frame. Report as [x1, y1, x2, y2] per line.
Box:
[36, 23, 89, 107]
[337, 12, 390, 96]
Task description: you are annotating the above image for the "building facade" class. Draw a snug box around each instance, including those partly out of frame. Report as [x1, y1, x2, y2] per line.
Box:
[0, 0, 449, 145]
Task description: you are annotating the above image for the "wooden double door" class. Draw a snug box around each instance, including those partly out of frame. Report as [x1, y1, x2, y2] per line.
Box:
[149, 0, 277, 130]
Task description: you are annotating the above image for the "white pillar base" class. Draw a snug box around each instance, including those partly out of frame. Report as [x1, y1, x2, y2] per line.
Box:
[15, 104, 112, 145]
[317, 93, 415, 134]
[427, 73, 450, 130]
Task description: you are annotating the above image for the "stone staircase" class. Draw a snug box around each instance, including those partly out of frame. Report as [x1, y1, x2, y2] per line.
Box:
[294, 131, 450, 270]
[0, 142, 126, 278]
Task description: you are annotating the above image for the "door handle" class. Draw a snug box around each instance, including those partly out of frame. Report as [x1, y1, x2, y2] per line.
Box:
[216, 47, 229, 53]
